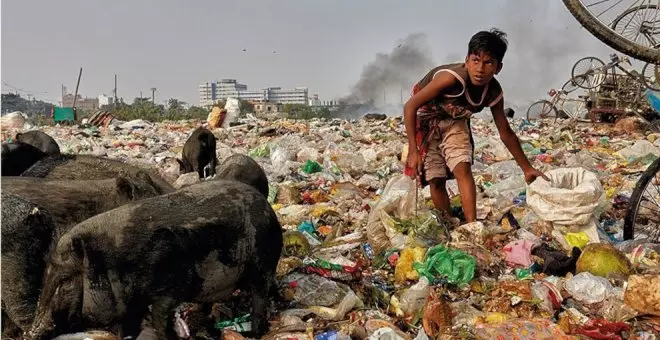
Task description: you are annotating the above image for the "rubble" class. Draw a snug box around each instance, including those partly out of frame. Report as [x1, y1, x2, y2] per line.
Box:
[2, 115, 659, 339]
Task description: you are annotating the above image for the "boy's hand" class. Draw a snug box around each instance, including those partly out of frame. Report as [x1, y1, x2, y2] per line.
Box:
[406, 148, 422, 179]
[523, 167, 550, 184]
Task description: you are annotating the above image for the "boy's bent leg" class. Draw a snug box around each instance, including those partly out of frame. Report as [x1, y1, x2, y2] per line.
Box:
[429, 178, 450, 214]
[452, 162, 477, 222]
[442, 120, 476, 222]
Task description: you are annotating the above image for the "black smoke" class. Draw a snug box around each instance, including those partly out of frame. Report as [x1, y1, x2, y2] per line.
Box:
[338, 33, 435, 117]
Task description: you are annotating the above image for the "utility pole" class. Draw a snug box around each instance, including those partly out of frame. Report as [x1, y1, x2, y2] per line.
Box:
[113, 74, 118, 109]
[151, 87, 157, 104]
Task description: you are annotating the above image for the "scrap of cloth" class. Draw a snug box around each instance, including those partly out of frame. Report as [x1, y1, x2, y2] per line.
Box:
[504, 239, 536, 267]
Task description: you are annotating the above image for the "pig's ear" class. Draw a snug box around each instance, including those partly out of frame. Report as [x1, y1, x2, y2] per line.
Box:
[116, 176, 137, 200]
[71, 237, 87, 260]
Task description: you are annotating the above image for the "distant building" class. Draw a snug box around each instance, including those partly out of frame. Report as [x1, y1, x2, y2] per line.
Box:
[98, 94, 114, 107]
[62, 93, 99, 113]
[309, 94, 340, 109]
[199, 79, 308, 107]
[254, 101, 282, 114]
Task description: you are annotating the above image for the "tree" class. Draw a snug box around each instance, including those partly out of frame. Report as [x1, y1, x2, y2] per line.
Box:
[185, 106, 209, 120]
[283, 103, 322, 120]
[238, 99, 254, 116]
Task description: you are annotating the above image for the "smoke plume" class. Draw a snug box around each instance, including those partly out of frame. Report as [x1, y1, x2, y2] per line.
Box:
[340, 33, 435, 110]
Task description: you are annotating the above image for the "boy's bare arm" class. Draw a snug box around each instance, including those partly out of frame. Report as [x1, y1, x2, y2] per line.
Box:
[403, 73, 457, 147]
[491, 99, 549, 183]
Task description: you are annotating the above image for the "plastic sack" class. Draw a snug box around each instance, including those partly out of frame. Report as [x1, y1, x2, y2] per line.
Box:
[301, 160, 322, 174]
[222, 97, 241, 128]
[207, 106, 225, 128]
[564, 272, 613, 304]
[413, 245, 476, 285]
[527, 168, 605, 244]
[1, 111, 30, 129]
[527, 168, 604, 226]
[366, 175, 417, 253]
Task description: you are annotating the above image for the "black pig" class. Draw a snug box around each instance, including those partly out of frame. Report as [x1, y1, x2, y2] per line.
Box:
[15, 130, 61, 155]
[1, 193, 56, 338]
[215, 153, 269, 197]
[1, 174, 163, 336]
[21, 154, 174, 195]
[178, 127, 218, 179]
[1, 142, 48, 176]
[28, 180, 283, 340]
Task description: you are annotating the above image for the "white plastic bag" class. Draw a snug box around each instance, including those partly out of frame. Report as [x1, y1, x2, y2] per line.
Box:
[366, 175, 417, 253]
[399, 277, 431, 317]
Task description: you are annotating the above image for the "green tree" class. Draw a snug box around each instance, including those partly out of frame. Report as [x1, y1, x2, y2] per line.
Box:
[185, 106, 209, 120]
[238, 99, 254, 117]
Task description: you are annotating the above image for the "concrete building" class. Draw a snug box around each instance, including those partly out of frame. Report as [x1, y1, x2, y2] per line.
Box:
[62, 93, 99, 113]
[254, 101, 282, 114]
[98, 94, 114, 107]
[199, 79, 308, 107]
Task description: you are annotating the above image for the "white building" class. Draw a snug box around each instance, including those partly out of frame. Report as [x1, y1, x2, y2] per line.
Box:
[98, 94, 114, 107]
[198, 79, 308, 107]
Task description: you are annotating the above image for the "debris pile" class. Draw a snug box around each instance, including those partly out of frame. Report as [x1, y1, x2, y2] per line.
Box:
[3, 114, 660, 339]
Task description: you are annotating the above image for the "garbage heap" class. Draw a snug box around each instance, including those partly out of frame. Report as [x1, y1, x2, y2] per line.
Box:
[3, 115, 660, 340]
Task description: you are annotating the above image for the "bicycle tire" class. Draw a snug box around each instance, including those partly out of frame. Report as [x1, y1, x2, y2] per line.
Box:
[611, 4, 659, 49]
[623, 156, 660, 241]
[562, 79, 579, 93]
[571, 56, 606, 90]
[642, 62, 660, 91]
[563, 0, 660, 64]
[526, 100, 558, 121]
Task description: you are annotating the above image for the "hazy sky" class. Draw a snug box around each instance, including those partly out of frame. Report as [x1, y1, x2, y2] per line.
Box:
[2, 0, 612, 109]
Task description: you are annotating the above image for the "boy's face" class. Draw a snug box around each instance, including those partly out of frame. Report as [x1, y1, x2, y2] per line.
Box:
[465, 52, 501, 86]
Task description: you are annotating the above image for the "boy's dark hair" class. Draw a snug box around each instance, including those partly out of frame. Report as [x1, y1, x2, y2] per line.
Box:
[468, 28, 508, 63]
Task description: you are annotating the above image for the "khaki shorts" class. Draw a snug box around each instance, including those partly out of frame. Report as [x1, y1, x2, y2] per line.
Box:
[424, 119, 472, 181]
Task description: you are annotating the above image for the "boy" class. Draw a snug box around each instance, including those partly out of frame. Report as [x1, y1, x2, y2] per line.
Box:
[403, 28, 547, 223]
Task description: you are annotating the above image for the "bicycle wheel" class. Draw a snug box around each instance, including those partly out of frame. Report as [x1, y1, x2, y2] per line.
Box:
[562, 79, 580, 93]
[526, 100, 558, 121]
[571, 56, 607, 89]
[611, 4, 660, 50]
[624, 157, 660, 241]
[642, 62, 660, 91]
[563, 0, 660, 63]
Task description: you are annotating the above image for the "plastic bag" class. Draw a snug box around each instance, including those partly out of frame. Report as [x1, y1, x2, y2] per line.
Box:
[288, 274, 348, 307]
[617, 140, 660, 160]
[222, 98, 241, 128]
[413, 245, 476, 285]
[399, 277, 431, 318]
[309, 289, 363, 321]
[301, 160, 322, 174]
[366, 175, 417, 253]
[564, 272, 613, 304]
[503, 240, 535, 267]
[475, 136, 512, 162]
[394, 247, 426, 284]
[488, 160, 522, 181]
